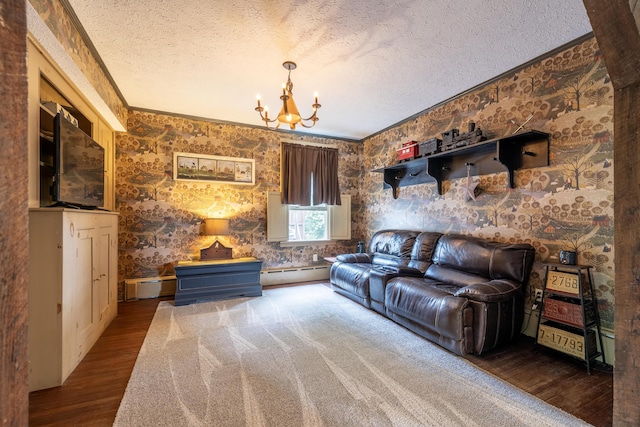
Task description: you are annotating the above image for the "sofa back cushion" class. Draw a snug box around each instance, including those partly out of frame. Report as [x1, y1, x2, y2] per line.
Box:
[425, 264, 488, 288]
[369, 230, 420, 267]
[429, 234, 535, 283]
[407, 231, 443, 272]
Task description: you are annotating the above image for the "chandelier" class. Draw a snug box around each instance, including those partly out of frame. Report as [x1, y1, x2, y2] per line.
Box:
[255, 61, 321, 129]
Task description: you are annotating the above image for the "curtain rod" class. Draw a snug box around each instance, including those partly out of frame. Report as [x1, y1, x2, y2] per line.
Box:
[280, 137, 338, 149]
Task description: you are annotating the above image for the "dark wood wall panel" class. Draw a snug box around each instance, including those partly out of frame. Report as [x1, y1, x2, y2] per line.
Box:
[612, 84, 640, 426]
[0, 0, 29, 425]
[583, 1, 640, 425]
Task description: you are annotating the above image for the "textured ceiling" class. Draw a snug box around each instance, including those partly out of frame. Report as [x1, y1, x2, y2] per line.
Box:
[66, 0, 593, 140]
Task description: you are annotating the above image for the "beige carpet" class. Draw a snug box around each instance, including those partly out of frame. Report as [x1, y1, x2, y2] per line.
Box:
[114, 284, 590, 426]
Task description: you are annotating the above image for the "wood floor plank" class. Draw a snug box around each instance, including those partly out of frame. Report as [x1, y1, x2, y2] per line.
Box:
[29, 285, 613, 426]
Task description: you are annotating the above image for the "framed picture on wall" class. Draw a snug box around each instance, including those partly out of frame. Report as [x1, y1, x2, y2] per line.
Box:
[173, 152, 255, 185]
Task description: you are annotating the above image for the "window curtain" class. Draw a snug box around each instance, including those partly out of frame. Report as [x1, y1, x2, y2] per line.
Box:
[281, 142, 341, 206]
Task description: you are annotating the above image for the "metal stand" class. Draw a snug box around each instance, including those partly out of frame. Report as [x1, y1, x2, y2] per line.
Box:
[534, 263, 606, 374]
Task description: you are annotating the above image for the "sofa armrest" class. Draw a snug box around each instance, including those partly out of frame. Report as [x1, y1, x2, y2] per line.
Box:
[454, 279, 522, 303]
[336, 253, 372, 263]
[369, 266, 424, 308]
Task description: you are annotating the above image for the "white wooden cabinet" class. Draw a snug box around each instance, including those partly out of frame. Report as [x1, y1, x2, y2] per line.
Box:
[28, 208, 118, 391]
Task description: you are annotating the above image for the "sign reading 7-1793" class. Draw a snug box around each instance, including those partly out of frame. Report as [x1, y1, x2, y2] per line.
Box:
[538, 324, 587, 359]
[546, 270, 580, 295]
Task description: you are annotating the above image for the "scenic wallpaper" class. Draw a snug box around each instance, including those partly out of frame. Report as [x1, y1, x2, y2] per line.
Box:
[115, 119, 363, 285]
[113, 37, 613, 328]
[361, 36, 614, 328]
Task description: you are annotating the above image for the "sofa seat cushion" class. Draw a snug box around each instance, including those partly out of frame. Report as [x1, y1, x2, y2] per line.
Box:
[454, 279, 523, 303]
[385, 277, 471, 341]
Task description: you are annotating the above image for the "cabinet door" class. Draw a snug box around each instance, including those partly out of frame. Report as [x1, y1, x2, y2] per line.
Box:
[28, 210, 118, 390]
[96, 225, 114, 321]
[74, 228, 96, 362]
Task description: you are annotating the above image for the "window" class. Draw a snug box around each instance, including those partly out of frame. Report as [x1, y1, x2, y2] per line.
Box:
[288, 205, 328, 241]
[267, 191, 351, 244]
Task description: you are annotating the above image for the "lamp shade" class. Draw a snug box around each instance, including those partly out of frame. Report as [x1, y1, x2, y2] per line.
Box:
[277, 95, 301, 126]
[203, 218, 230, 236]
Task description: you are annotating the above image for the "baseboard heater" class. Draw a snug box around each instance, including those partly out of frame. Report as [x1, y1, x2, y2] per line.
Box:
[123, 265, 330, 301]
[260, 265, 330, 286]
[124, 276, 177, 301]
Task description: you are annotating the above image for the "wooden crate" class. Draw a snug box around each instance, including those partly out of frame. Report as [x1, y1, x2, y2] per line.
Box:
[543, 298, 594, 328]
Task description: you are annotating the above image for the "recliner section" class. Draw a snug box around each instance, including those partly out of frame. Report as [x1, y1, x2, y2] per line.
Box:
[330, 230, 420, 308]
[330, 230, 535, 356]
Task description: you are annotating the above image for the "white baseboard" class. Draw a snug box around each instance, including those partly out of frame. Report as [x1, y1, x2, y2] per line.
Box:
[522, 307, 614, 366]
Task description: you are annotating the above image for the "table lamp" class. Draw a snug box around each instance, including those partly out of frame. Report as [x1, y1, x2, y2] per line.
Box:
[200, 218, 232, 260]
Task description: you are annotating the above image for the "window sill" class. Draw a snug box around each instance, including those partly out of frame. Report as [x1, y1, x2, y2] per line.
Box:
[279, 240, 335, 247]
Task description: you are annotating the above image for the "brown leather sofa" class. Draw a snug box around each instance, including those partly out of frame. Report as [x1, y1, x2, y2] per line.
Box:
[330, 230, 535, 356]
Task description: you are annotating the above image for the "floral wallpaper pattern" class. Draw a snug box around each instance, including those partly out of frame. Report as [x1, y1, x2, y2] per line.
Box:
[116, 115, 364, 298]
[362, 37, 614, 328]
[30, 0, 127, 126]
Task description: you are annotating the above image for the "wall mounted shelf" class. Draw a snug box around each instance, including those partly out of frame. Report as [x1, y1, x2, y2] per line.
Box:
[372, 130, 550, 198]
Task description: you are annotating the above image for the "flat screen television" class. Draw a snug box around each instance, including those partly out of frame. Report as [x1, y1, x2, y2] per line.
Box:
[52, 113, 105, 209]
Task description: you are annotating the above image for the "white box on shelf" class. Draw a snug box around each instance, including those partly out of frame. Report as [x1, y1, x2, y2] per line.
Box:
[42, 101, 78, 126]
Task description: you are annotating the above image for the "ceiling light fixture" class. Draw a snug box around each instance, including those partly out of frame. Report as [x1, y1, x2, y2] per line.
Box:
[255, 61, 320, 129]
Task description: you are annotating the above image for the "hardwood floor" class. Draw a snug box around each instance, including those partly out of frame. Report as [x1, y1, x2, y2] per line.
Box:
[28, 297, 164, 426]
[467, 338, 613, 426]
[29, 284, 613, 426]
